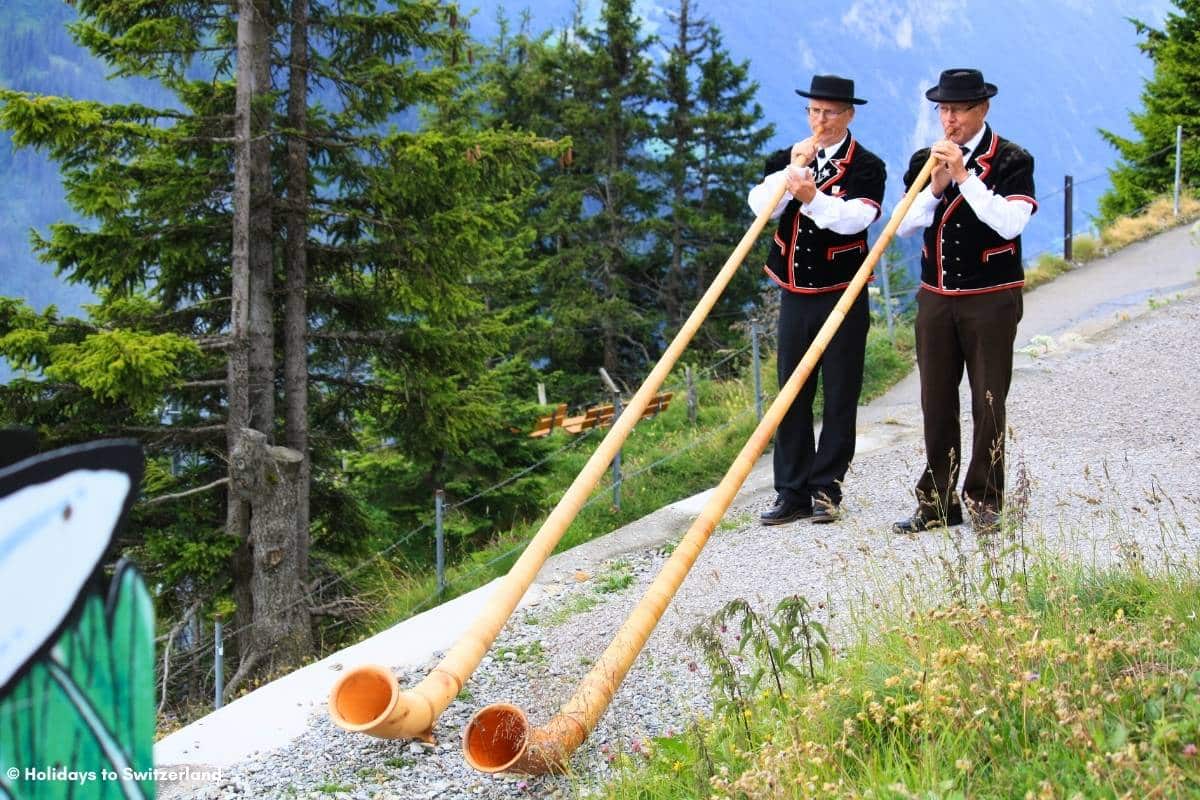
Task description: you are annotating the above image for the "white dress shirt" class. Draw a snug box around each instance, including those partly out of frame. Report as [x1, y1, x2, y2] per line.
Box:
[746, 134, 877, 236]
[897, 125, 1034, 240]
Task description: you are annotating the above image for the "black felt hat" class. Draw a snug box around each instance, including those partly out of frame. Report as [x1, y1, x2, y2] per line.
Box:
[924, 68, 998, 103]
[794, 74, 867, 105]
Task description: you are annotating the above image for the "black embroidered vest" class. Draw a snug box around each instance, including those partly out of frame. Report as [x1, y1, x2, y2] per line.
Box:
[762, 133, 886, 294]
[903, 127, 1037, 294]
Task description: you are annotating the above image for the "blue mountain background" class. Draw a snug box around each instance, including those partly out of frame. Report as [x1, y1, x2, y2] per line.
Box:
[0, 0, 1174, 320]
[465, 0, 1175, 273]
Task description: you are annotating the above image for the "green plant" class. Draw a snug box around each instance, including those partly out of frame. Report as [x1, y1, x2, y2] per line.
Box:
[597, 560, 635, 593]
[495, 640, 545, 664]
[604, 560, 1200, 800]
[1071, 233, 1101, 262]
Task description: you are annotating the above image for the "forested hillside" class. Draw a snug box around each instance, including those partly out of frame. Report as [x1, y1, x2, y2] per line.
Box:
[0, 0, 777, 713]
[0, 0, 172, 314]
[1, 0, 1193, 724]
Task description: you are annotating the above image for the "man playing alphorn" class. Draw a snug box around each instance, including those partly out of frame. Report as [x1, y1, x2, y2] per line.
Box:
[749, 74, 886, 526]
[894, 68, 1037, 534]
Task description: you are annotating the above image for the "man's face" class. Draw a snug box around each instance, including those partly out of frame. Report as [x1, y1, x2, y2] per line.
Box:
[806, 99, 854, 141]
[939, 100, 988, 145]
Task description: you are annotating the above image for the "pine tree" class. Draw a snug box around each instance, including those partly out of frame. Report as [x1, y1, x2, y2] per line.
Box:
[0, 0, 561, 696]
[1099, 0, 1200, 223]
[545, 0, 660, 388]
[652, 3, 774, 356]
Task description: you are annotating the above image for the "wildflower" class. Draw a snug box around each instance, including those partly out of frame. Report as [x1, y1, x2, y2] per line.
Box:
[517, 781, 529, 792]
[672, 760, 683, 772]
[1183, 743, 1198, 757]
[956, 757, 973, 772]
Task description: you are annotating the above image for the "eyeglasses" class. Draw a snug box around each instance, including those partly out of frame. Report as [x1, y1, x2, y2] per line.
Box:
[805, 106, 850, 119]
[935, 102, 981, 116]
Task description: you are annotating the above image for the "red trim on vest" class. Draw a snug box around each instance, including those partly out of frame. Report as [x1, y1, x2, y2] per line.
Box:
[934, 195, 965, 290]
[973, 129, 999, 182]
[818, 139, 855, 192]
[787, 208, 801, 286]
[827, 240, 866, 260]
[920, 279, 1025, 296]
[1007, 194, 1038, 212]
[982, 243, 1017, 262]
[857, 197, 882, 221]
[763, 268, 869, 295]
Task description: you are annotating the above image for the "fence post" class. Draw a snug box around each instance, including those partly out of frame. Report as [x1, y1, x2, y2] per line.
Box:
[435, 489, 446, 594]
[1175, 124, 1183, 218]
[598, 368, 622, 510]
[750, 320, 763, 421]
[213, 620, 224, 710]
[1063, 174, 1073, 261]
[686, 365, 697, 425]
[879, 259, 895, 343]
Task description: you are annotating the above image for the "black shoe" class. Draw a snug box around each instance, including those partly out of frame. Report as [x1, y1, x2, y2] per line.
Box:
[810, 497, 841, 524]
[892, 505, 963, 534]
[760, 496, 813, 526]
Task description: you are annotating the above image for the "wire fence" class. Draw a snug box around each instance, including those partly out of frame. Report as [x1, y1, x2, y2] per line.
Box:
[865, 134, 1188, 332]
[154, 128, 1193, 712]
[156, 333, 771, 703]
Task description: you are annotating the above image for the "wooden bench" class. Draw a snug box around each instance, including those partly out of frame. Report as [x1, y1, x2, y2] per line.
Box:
[528, 403, 568, 438]
[557, 392, 673, 435]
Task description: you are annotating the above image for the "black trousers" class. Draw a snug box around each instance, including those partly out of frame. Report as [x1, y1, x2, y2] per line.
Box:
[913, 287, 1023, 513]
[773, 288, 869, 507]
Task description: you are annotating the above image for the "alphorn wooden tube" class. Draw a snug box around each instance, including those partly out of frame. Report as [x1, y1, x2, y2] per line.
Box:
[328, 178, 790, 742]
[461, 156, 939, 774]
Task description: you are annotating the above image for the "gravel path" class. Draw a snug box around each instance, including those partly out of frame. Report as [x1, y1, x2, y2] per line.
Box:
[174, 290, 1200, 800]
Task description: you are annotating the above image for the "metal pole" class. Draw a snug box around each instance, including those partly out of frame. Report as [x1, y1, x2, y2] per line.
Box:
[435, 489, 446, 594]
[214, 621, 224, 710]
[1063, 174, 1073, 261]
[597, 368, 622, 510]
[750, 320, 763, 421]
[611, 393, 622, 510]
[1175, 124, 1183, 218]
[879, 258, 895, 343]
[686, 365, 697, 425]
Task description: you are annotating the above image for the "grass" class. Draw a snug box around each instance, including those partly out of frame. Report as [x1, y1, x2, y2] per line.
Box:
[601, 557, 1200, 799]
[360, 318, 917, 635]
[495, 640, 545, 664]
[1100, 196, 1200, 251]
[1024, 194, 1200, 291]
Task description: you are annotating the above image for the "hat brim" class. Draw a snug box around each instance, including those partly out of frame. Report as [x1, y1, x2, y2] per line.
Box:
[924, 83, 998, 103]
[794, 88, 868, 105]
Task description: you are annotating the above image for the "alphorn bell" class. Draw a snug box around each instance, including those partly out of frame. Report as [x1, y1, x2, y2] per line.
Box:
[327, 177, 791, 742]
[462, 155, 939, 775]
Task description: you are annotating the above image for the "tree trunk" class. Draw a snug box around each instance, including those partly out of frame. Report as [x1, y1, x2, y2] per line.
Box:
[231, 0, 295, 677]
[228, 0, 262, 651]
[284, 0, 311, 594]
[247, 0, 275, 440]
[228, 429, 312, 680]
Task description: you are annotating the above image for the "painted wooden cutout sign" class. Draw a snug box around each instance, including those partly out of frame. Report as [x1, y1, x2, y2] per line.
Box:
[0, 436, 155, 800]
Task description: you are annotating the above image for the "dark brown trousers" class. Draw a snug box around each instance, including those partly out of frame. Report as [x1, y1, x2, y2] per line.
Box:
[914, 287, 1022, 513]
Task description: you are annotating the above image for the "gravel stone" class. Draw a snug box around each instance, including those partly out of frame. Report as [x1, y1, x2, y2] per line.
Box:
[166, 292, 1200, 799]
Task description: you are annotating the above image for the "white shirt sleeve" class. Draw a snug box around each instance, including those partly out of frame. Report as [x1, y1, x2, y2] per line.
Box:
[897, 186, 941, 238]
[801, 189, 879, 236]
[747, 170, 791, 219]
[958, 174, 1036, 239]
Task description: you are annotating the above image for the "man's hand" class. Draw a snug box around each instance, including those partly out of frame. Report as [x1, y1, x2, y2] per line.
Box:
[791, 137, 818, 167]
[786, 165, 818, 204]
[929, 139, 970, 195]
